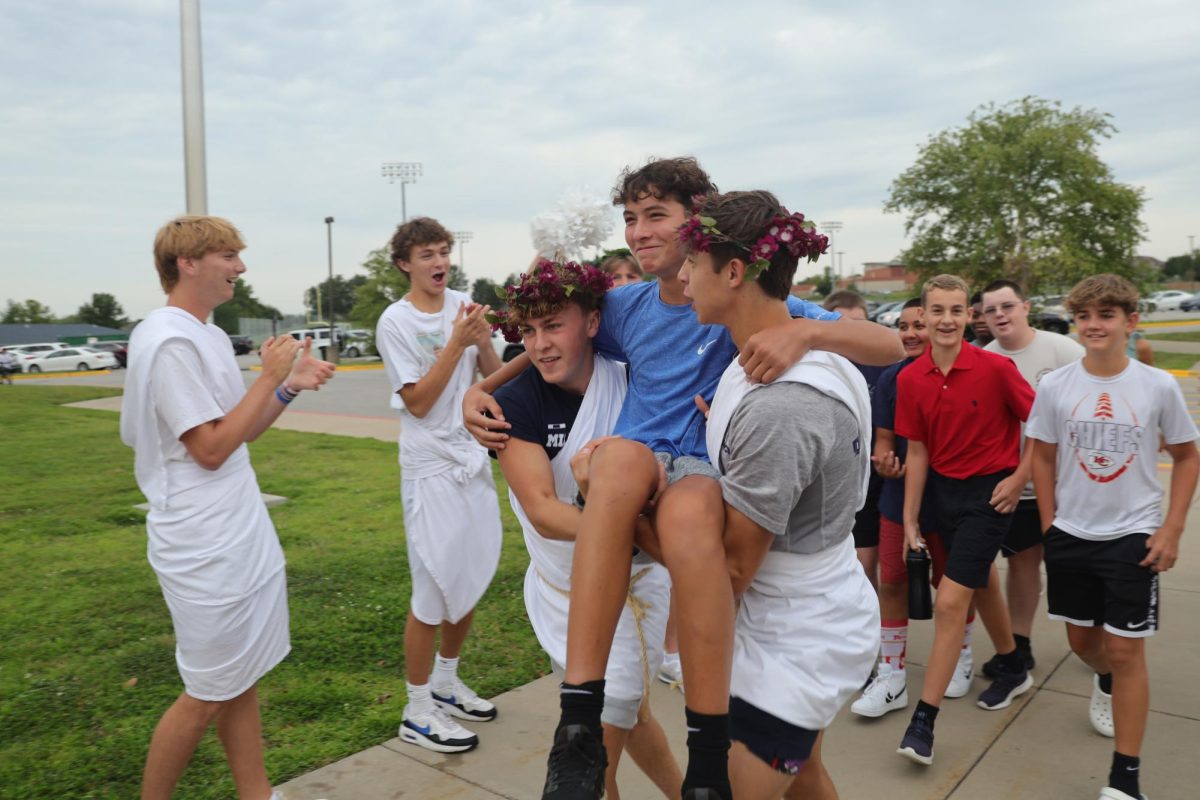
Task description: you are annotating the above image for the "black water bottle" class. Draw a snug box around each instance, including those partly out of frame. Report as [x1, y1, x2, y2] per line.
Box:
[907, 548, 933, 620]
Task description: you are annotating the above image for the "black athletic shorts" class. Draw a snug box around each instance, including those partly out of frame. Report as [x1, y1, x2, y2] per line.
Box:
[1044, 527, 1159, 638]
[730, 697, 820, 775]
[925, 469, 1015, 589]
[852, 471, 884, 549]
[1001, 498, 1043, 556]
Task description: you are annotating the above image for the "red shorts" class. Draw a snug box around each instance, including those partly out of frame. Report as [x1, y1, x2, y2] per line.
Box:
[879, 516, 947, 587]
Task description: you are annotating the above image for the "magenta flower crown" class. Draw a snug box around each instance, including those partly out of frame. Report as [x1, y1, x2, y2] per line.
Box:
[486, 258, 614, 343]
[678, 209, 829, 280]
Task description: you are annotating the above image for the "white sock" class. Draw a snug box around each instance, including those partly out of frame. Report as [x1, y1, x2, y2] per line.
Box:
[662, 651, 680, 667]
[407, 682, 433, 716]
[433, 653, 459, 690]
[962, 619, 974, 653]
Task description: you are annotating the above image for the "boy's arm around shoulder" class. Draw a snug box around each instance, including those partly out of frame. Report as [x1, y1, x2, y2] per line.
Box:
[739, 303, 904, 383]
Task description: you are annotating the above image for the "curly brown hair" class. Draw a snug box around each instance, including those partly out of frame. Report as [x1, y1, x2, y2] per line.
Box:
[390, 217, 454, 269]
[611, 156, 716, 208]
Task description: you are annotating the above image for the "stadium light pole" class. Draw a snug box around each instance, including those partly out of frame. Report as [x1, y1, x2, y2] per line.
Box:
[820, 221, 843, 278]
[454, 231, 474, 274]
[381, 162, 422, 222]
[325, 216, 339, 364]
[179, 0, 207, 214]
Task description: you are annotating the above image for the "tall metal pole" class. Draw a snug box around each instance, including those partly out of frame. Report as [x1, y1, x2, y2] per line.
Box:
[325, 217, 339, 364]
[454, 231, 474, 273]
[382, 162, 422, 222]
[180, 0, 208, 214]
[401, 184, 407, 224]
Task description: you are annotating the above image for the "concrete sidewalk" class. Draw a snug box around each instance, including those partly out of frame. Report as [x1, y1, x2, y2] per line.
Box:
[66, 384, 1200, 799]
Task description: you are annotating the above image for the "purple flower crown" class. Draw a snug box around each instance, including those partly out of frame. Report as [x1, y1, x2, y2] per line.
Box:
[678, 209, 829, 280]
[486, 258, 613, 343]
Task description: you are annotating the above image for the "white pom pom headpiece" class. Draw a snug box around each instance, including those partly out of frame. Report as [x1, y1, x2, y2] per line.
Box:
[531, 188, 615, 260]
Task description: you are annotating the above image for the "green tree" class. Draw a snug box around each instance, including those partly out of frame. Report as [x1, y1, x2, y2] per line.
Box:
[471, 277, 505, 308]
[303, 275, 368, 320]
[75, 293, 129, 329]
[213, 280, 281, 335]
[1162, 253, 1200, 282]
[885, 96, 1146, 295]
[2, 298, 56, 324]
[448, 264, 469, 292]
[349, 247, 410, 329]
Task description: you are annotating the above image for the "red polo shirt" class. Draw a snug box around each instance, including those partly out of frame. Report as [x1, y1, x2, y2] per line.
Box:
[894, 343, 1034, 480]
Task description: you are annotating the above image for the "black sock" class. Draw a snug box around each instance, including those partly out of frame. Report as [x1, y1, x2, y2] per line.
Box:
[913, 700, 940, 728]
[558, 680, 605, 736]
[1109, 751, 1140, 797]
[682, 707, 732, 796]
[1098, 672, 1114, 695]
[1013, 634, 1031, 653]
[996, 648, 1025, 672]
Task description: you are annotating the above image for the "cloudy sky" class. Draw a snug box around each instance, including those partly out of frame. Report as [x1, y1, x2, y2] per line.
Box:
[2, 0, 1197, 320]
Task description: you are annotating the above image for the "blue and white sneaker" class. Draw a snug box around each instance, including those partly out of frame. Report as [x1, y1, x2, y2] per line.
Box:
[977, 665, 1033, 711]
[433, 677, 498, 721]
[400, 705, 479, 753]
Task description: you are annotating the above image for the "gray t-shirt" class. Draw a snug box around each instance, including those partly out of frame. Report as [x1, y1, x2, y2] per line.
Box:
[718, 382, 864, 555]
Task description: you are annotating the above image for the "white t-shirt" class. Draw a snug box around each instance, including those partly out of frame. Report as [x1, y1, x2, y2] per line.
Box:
[987, 330, 1085, 498]
[375, 290, 479, 463]
[1025, 359, 1198, 540]
[150, 340, 229, 464]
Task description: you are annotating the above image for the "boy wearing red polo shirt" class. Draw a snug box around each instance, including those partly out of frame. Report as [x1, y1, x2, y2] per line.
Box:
[894, 274, 1036, 766]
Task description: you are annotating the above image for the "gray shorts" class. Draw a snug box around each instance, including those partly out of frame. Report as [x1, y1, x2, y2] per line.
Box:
[549, 659, 642, 730]
[654, 451, 720, 485]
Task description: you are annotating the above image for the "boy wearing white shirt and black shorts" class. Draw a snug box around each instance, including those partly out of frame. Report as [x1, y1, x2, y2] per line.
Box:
[1027, 274, 1198, 800]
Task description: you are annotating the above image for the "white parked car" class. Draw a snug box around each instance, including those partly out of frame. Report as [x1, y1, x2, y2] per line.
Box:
[1148, 290, 1191, 312]
[876, 306, 904, 327]
[24, 347, 118, 373]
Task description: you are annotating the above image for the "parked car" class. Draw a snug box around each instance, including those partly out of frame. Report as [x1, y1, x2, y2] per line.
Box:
[229, 335, 254, 355]
[24, 347, 118, 373]
[85, 341, 129, 366]
[1148, 290, 1191, 312]
[1179, 292, 1200, 313]
[9, 343, 70, 372]
[1034, 309, 1071, 335]
[342, 330, 374, 358]
[868, 301, 904, 323]
[876, 305, 905, 327]
[287, 328, 343, 359]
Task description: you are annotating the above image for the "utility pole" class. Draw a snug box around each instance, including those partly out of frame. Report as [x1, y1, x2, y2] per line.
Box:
[454, 231, 474, 274]
[179, 0, 207, 214]
[325, 217, 339, 364]
[820, 221, 843, 279]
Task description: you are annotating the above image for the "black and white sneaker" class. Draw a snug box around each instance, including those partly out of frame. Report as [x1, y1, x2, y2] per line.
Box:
[399, 705, 479, 753]
[896, 716, 935, 766]
[433, 677, 498, 721]
[977, 665, 1034, 710]
[981, 648, 1035, 678]
[542, 724, 607, 799]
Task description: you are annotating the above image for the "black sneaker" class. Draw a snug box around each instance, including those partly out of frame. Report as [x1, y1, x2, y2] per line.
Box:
[977, 665, 1034, 710]
[896, 716, 935, 765]
[682, 788, 732, 800]
[542, 724, 607, 799]
[981, 648, 1035, 678]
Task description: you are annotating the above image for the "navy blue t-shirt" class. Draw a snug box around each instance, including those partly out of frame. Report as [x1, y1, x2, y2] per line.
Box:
[492, 364, 584, 460]
[873, 356, 935, 527]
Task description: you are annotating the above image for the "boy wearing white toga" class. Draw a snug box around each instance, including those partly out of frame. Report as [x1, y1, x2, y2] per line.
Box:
[489, 260, 681, 799]
[121, 215, 335, 800]
[375, 217, 504, 753]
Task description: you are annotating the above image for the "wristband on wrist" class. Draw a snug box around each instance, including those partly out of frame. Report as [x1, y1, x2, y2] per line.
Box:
[275, 383, 299, 405]
[574, 490, 586, 509]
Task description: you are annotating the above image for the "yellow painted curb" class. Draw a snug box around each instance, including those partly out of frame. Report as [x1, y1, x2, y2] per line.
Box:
[1165, 369, 1200, 378]
[11, 369, 112, 380]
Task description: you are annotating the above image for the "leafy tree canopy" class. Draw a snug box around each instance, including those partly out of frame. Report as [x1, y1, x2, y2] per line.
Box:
[1162, 253, 1200, 282]
[75, 293, 129, 329]
[885, 96, 1146, 295]
[349, 247, 409, 329]
[2, 298, 56, 324]
[213, 280, 281, 335]
[303, 275, 368, 320]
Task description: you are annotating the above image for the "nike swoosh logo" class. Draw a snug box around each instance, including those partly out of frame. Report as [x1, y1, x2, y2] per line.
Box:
[406, 721, 432, 735]
[697, 339, 718, 355]
[1127, 619, 1149, 630]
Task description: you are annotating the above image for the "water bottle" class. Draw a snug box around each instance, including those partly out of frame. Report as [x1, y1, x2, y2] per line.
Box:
[907, 548, 933, 620]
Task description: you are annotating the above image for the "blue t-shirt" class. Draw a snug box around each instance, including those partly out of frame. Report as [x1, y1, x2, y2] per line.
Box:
[593, 281, 839, 459]
[492, 364, 583, 461]
[873, 356, 934, 527]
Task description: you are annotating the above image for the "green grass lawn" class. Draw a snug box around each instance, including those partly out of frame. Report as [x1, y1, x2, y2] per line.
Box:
[1148, 351, 1200, 371]
[1146, 330, 1200, 343]
[0, 386, 545, 798]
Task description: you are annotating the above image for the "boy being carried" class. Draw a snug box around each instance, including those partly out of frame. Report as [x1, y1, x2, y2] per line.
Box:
[490, 260, 681, 799]
[375, 218, 504, 754]
[1026, 274, 1197, 800]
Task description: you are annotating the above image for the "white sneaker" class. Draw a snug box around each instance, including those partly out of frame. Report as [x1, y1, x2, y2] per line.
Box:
[400, 705, 479, 753]
[1098, 787, 1147, 800]
[657, 655, 684, 691]
[851, 663, 908, 718]
[944, 648, 975, 699]
[1090, 673, 1115, 737]
[433, 677, 497, 721]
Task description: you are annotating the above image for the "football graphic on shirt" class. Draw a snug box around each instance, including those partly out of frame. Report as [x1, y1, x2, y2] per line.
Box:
[1065, 391, 1144, 483]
